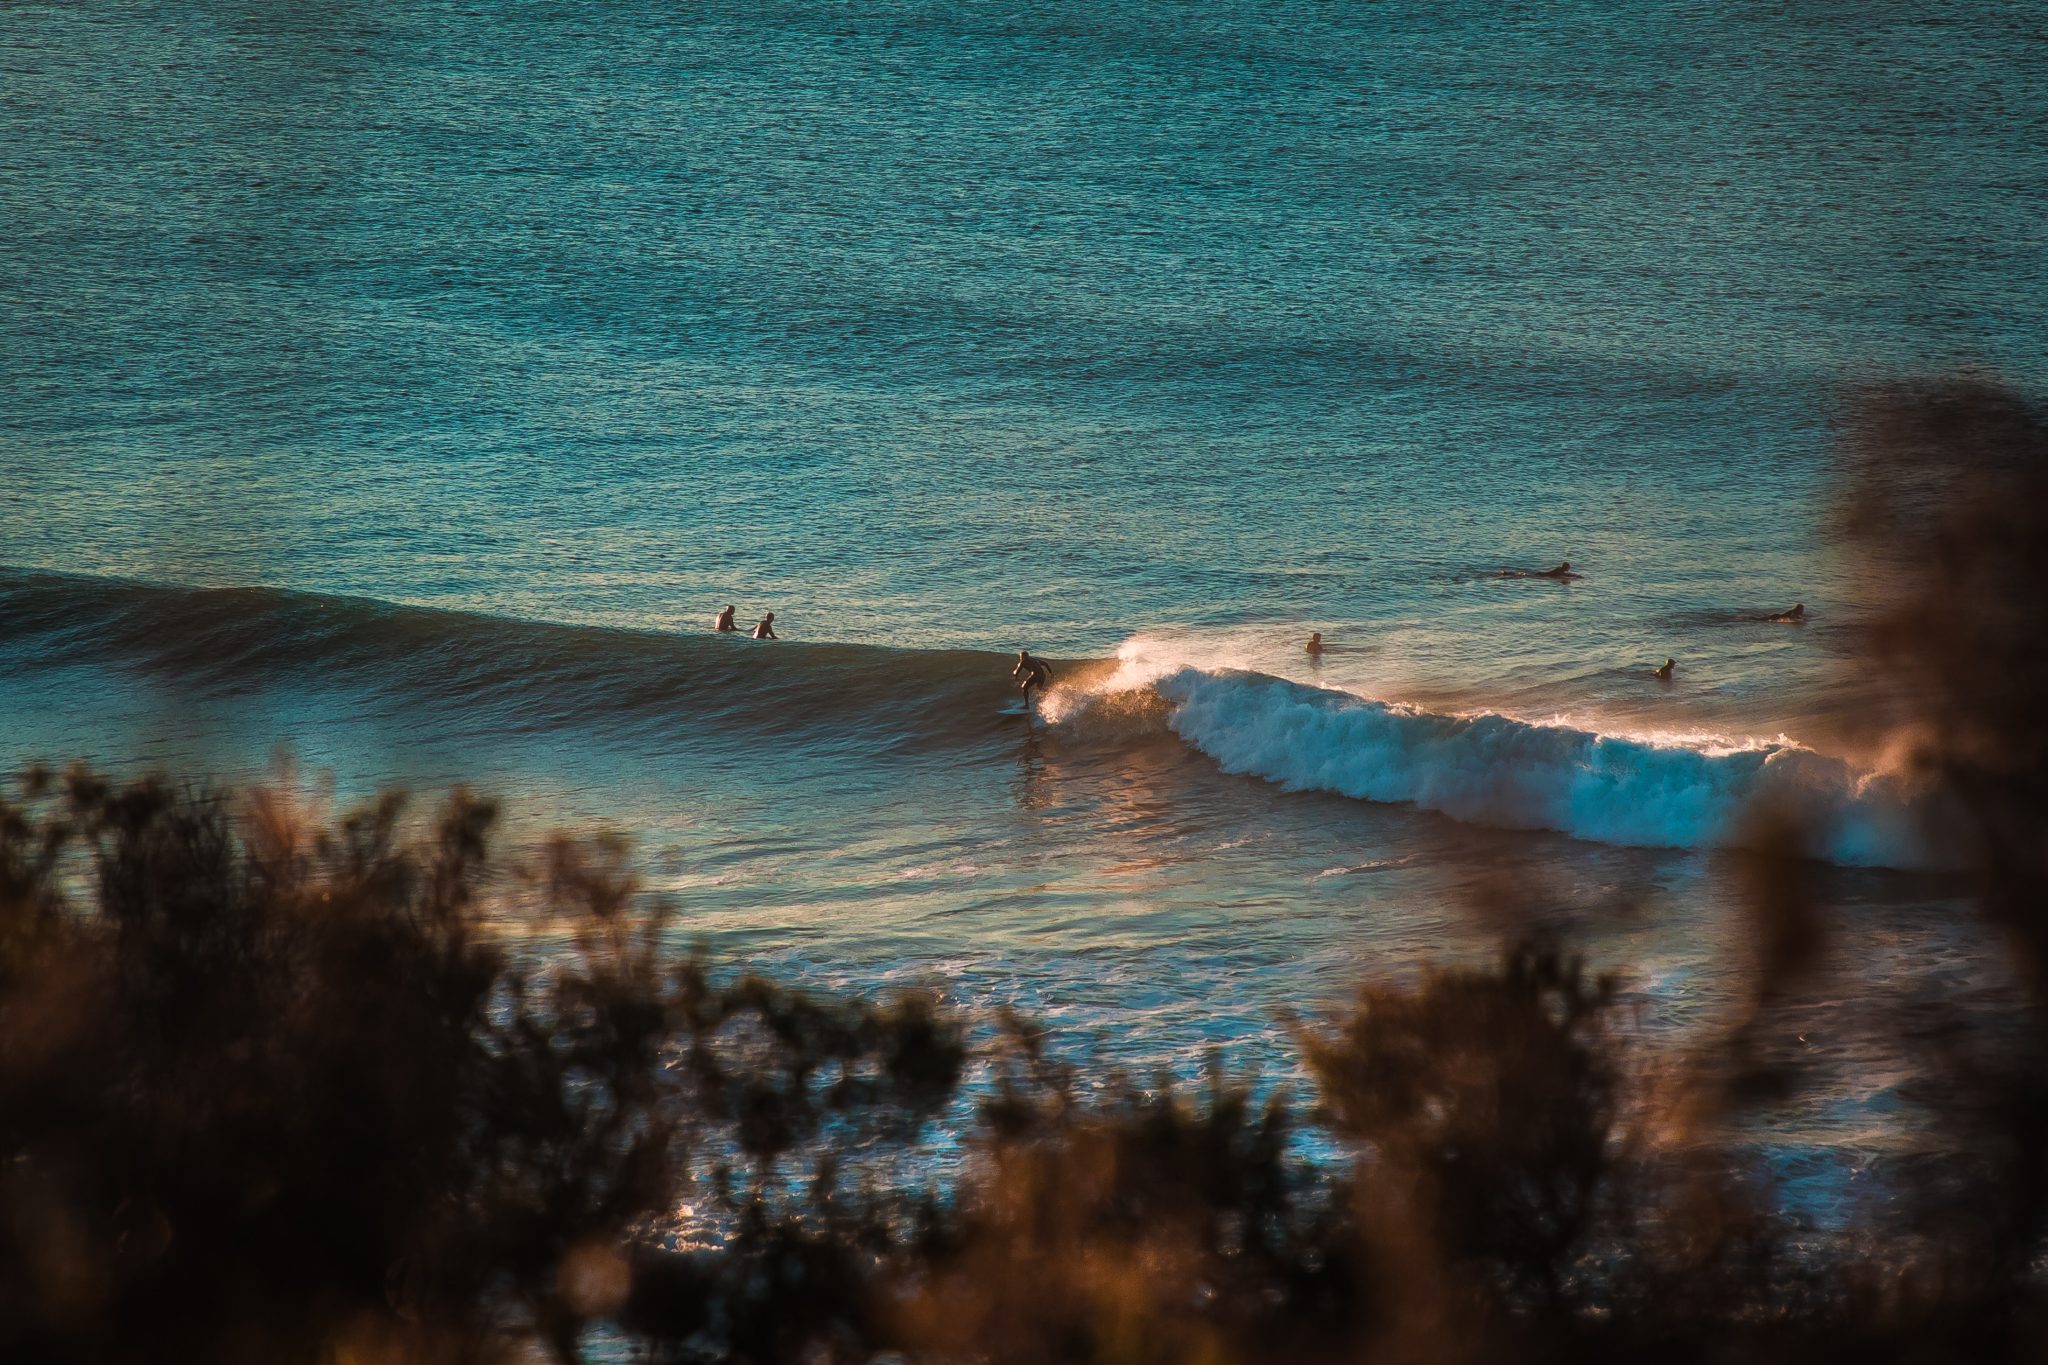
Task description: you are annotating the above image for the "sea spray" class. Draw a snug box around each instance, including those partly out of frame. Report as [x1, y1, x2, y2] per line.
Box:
[1041, 637, 1933, 867]
[1144, 667, 1929, 867]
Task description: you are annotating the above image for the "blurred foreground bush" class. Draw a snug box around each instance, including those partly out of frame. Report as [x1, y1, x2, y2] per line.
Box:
[2, 770, 2040, 1365]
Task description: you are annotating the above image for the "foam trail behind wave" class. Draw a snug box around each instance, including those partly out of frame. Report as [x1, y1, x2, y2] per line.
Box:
[1066, 653, 1932, 868]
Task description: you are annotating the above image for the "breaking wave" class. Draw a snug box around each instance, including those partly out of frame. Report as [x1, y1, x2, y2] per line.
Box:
[0, 572, 1937, 866]
[1051, 649, 1935, 869]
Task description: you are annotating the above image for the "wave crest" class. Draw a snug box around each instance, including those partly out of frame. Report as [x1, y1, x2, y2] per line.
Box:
[1050, 647, 1933, 867]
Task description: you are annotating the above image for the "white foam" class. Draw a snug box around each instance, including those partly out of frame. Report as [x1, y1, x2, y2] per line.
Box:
[1078, 659, 1934, 868]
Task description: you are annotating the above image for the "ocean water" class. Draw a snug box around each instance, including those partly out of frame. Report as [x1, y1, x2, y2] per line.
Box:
[3, 1, 2045, 1218]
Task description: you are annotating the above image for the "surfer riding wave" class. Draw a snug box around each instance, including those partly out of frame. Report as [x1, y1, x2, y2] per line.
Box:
[1011, 649, 1053, 711]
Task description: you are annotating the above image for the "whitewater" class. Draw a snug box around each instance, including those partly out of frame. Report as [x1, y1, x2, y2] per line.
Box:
[1055, 645, 1931, 869]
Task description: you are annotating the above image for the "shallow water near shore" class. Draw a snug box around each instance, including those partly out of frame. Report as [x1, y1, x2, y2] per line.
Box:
[3, 0, 2044, 1228]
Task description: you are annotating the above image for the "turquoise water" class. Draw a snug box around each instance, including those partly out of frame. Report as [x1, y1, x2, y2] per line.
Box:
[3, 0, 2043, 1213]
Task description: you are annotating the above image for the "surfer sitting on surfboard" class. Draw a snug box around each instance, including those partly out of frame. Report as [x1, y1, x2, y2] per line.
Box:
[714, 605, 737, 632]
[1012, 650, 1052, 708]
[752, 612, 778, 639]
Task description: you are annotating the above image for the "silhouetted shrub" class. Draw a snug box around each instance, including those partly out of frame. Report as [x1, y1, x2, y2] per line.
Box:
[0, 771, 966, 1364]
[1305, 944, 1617, 1328]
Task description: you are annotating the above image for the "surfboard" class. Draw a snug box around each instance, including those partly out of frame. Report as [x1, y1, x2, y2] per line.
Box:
[997, 701, 1036, 719]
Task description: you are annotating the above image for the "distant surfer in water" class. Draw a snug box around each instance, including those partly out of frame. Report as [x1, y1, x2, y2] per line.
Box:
[1653, 657, 1675, 681]
[1492, 560, 1578, 581]
[714, 605, 737, 632]
[1763, 603, 1806, 622]
[752, 612, 777, 639]
[1305, 632, 1325, 658]
[1012, 650, 1052, 708]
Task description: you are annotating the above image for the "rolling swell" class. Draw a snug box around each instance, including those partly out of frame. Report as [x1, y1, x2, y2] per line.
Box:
[2, 572, 1934, 866]
[0, 571, 1038, 755]
[1147, 667, 1932, 868]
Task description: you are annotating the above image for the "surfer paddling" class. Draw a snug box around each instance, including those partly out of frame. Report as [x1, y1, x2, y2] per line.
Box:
[714, 605, 737, 632]
[1012, 649, 1052, 710]
[752, 612, 778, 639]
[1763, 603, 1806, 622]
[1492, 560, 1580, 581]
